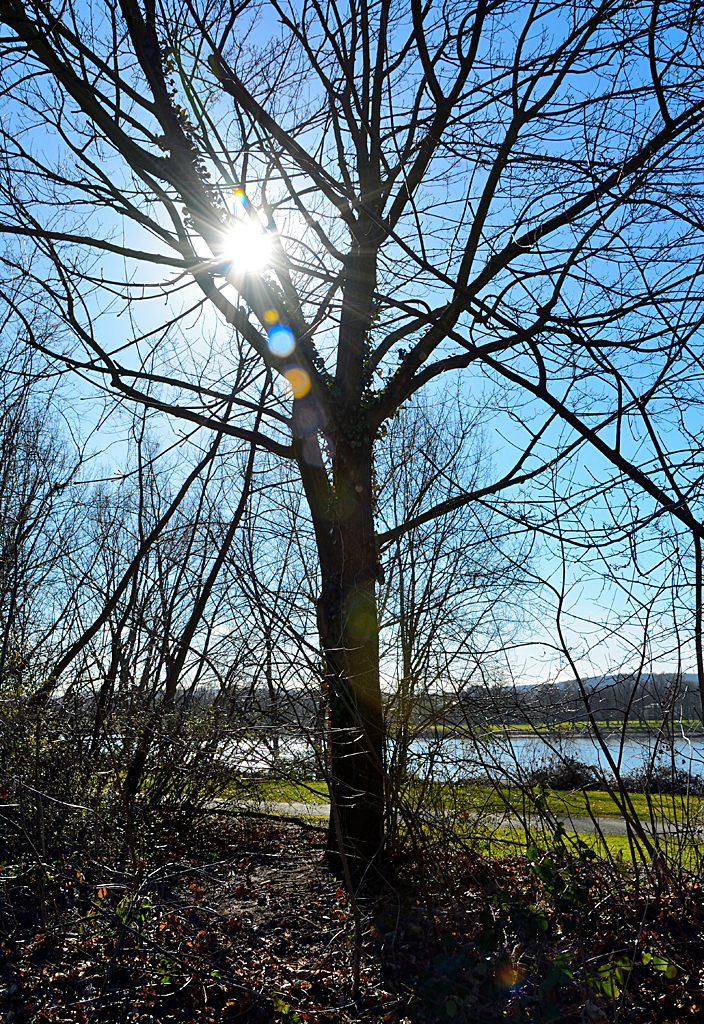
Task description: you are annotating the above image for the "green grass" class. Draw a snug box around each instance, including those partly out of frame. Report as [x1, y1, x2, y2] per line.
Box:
[398, 779, 704, 832]
[221, 777, 704, 822]
[220, 778, 329, 804]
[545, 787, 704, 821]
[474, 826, 704, 870]
[476, 827, 638, 862]
[462, 784, 704, 822]
[410, 780, 704, 822]
[217, 777, 704, 867]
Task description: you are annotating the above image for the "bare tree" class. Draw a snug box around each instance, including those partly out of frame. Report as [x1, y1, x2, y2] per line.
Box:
[0, 344, 83, 690]
[376, 395, 532, 783]
[3, 0, 704, 870]
[4, 406, 269, 858]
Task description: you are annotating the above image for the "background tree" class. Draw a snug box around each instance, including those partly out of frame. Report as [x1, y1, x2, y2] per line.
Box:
[375, 395, 532, 783]
[3, 0, 704, 870]
[0, 344, 83, 693]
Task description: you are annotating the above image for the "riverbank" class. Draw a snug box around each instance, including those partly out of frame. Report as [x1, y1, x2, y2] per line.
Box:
[412, 722, 704, 739]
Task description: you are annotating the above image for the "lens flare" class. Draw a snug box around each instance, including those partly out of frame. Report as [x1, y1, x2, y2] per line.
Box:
[284, 366, 311, 398]
[267, 324, 295, 357]
[233, 188, 247, 209]
[222, 220, 270, 273]
[301, 437, 325, 467]
[345, 592, 377, 639]
[296, 405, 321, 433]
[264, 308, 279, 325]
[494, 961, 525, 990]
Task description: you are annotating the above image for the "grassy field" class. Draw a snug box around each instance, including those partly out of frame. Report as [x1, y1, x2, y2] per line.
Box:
[477, 826, 637, 860]
[450, 783, 704, 822]
[475, 827, 704, 866]
[222, 778, 329, 804]
[218, 778, 704, 870]
[223, 778, 704, 823]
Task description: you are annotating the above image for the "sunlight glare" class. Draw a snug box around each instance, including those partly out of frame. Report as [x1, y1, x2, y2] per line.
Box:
[223, 219, 271, 273]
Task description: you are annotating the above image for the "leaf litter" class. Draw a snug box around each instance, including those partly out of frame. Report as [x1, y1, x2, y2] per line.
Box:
[1, 817, 703, 1023]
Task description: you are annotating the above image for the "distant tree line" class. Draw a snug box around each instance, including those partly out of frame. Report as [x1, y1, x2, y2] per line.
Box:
[419, 674, 703, 731]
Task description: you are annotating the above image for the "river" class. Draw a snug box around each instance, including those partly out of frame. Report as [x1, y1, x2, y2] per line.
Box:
[224, 729, 704, 781]
[404, 731, 704, 780]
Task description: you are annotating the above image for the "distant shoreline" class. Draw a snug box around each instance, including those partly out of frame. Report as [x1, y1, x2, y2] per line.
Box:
[411, 725, 704, 741]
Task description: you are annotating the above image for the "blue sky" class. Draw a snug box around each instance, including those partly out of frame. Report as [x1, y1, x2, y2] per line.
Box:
[2, 0, 704, 689]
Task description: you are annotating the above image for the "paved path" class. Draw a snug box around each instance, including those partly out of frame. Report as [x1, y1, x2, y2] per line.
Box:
[217, 801, 700, 838]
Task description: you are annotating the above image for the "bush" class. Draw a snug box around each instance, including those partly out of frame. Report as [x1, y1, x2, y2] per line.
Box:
[524, 755, 602, 791]
[521, 753, 704, 796]
[620, 763, 704, 797]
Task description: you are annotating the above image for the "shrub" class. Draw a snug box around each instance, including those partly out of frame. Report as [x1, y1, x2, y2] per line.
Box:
[620, 763, 704, 796]
[524, 755, 602, 791]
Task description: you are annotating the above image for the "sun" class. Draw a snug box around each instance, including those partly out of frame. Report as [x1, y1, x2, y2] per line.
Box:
[222, 219, 272, 273]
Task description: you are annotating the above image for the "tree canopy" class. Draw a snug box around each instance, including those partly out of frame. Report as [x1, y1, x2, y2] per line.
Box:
[2, 0, 704, 867]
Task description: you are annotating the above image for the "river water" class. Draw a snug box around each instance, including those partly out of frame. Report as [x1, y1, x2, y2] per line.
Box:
[226, 730, 704, 780]
[403, 732, 704, 779]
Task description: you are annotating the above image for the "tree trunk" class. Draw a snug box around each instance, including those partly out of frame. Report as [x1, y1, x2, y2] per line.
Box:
[309, 436, 386, 877]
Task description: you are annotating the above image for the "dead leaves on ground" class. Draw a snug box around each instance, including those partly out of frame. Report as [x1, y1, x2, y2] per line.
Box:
[1, 820, 704, 1023]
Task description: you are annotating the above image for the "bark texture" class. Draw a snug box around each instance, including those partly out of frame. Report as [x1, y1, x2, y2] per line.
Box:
[317, 441, 385, 874]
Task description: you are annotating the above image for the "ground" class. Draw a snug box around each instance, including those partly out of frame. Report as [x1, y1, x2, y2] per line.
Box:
[1, 816, 703, 1023]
